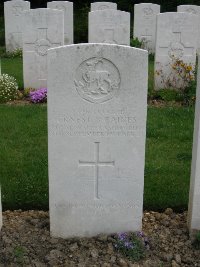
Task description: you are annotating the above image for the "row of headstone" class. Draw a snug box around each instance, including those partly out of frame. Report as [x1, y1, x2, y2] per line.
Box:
[4, 0, 73, 52]
[134, 4, 200, 55]
[5, 1, 200, 54]
[4, 0, 119, 53]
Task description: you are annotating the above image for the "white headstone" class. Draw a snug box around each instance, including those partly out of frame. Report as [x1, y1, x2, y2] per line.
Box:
[22, 8, 64, 89]
[89, 10, 130, 45]
[47, 1, 73, 45]
[133, 3, 160, 53]
[155, 12, 198, 90]
[48, 43, 148, 238]
[178, 5, 200, 52]
[188, 55, 200, 234]
[4, 0, 30, 52]
[91, 2, 117, 11]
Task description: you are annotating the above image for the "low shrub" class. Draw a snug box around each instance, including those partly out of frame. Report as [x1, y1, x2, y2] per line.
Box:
[1, 48, 23, 58]
[0, 74, 18, 103]
[114, 232, 149, 261]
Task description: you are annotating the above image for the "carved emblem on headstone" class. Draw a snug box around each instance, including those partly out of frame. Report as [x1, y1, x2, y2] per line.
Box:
[186, 8, 197, 14]
[35, 39, 51, 56]
[74, 57, 120, 103]
[143, 7, 153, 16]
[168, 42, 184, 59]
[12, 5, 23, 16]
[55, 4, 66, 10]
[98, 5, 109, 10]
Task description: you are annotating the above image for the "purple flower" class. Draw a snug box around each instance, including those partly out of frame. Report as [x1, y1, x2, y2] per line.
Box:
[118, 232, 128, 241]
[29, 88, 47, 103]
[124, 241, 134, 249]
[136, 231, 145, 238]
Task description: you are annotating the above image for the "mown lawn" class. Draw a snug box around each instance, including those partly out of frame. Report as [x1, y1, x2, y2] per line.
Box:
[0, 105, 195, 211]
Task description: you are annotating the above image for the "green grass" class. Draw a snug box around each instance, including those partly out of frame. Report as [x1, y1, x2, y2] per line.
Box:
[144, 106, 194, 211]
[0, 105, 195, 211]
[0, 105, 48, 210]
[1, 57, 23, 89]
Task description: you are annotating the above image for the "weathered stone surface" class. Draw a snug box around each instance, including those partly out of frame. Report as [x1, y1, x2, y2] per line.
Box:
[89, 10, 130, 45]
[4, 0, 30, 52]
[91, 2, 117, 11]
[48, 44, 148, 237]
[47, 1, 73, 45]
[133, 3, 160, 53]
[178, 5, 200, 52]
[154, 12, 198, 90]
[188, 55, 200, 233]
[22, 8, 64, 89]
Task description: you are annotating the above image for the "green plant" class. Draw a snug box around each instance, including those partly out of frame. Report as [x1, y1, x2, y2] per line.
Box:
[114, 232, 148, 261]
[0, 74, 18, 103]
[193, 231, 200, 249]
[130, 37, 143, 48]
[1, 48, 23, 58]
[13, 246, 26, 263]
[1, 57, 23, 89]
[23, 88, 35, 98]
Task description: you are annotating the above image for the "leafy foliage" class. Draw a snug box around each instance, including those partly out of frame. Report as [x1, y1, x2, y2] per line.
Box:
[114, 232, 149, 261]
[130, 37, 143, 48]
[0, 74, 18, 103]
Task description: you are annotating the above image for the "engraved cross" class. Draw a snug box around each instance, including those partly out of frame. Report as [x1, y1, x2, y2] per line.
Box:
[159, 32, 194, 57]
[141, 29, 152, 45]
[79, 142, 115, 200]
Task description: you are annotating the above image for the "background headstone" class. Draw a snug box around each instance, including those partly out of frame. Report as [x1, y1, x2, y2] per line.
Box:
[89, 10, 130, 45]
[91, 2, 117, 11]
[4, 0, 30, 52]
[47, 1, 73, 45]
[154, 12, 198, 90]
[188, 55, 200, 234]
[48, 43, 148, 238]
[178, 5, 200, 52]
[133, 3, 160, 53]
[23, 8, 64, 89]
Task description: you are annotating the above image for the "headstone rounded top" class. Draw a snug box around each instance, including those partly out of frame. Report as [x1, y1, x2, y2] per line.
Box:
[157, 11, 198, 17]
[178, 5, 200, 14]
[91, 2, 117, 11]
[134, 3, 160, 7]
[48, 43, 147, 55]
